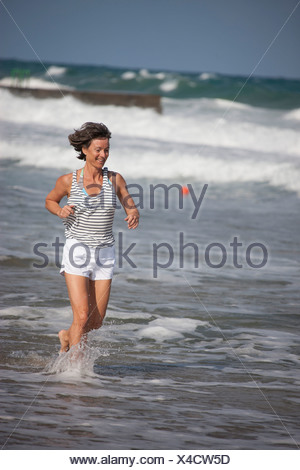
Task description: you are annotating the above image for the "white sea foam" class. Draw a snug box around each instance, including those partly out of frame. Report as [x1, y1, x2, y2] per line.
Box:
[283, 108, 300, 121]
[121, 71, 137, 80]
[1, 89, 300, 193]
[138, 317, 205, 341]
[154, 72, 166, 80]
[0, 76, 72, 90]
[159, 80, 178, 92]
[46, 65, 68, 76]
[199, 72, 218, 80]
[139, 69, 166, 80]
[139, 68, 150, 78]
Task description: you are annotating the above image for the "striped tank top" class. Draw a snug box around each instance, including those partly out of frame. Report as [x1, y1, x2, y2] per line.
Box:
[63, 167, 116, 248]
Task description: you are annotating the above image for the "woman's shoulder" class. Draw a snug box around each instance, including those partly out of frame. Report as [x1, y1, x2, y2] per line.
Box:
[107, 171, 128, 196]
[57, 172, 73, 185]
[55, 171, 77, 193]
[107, 170, 124, 183]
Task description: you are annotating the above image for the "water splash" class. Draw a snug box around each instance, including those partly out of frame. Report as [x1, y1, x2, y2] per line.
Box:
[44, 341, 109, 376]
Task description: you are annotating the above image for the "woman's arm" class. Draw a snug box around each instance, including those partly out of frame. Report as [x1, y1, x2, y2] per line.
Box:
[45, 173, 74, 219]
[113, 173, 139, 229]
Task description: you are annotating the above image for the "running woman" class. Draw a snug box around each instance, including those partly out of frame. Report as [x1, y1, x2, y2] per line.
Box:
[45, 122, 139, 352]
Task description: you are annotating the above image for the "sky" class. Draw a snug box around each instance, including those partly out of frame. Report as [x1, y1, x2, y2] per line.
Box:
[1, 0, 299, 78]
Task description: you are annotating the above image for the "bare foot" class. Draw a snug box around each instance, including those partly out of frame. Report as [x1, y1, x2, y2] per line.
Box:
[58, 329, 69, 353]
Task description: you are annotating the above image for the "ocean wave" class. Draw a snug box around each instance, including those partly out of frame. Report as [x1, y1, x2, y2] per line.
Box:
[46, 65, 68, 76]
[199, 72, 218, 80]
[139, 68, 166, 80]
[0, 76, 72, 90]
[1, 134, 299, 194]
[121, 71, 137, 80]
[1, 58, 299, 108]
[283, 108, 300, 121]
[138, 317, 207, 341]
[159, 79, 179, 92]
[0, 89, 299, 194]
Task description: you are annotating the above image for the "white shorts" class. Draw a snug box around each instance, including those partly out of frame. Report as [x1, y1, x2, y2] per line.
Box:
[60, 238, 115, 280]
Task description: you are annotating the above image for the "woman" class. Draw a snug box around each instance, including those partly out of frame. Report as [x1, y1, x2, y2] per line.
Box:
[45, 122, 139, 353]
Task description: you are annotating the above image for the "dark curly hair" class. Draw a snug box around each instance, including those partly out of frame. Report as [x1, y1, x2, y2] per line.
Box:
[68, 122, 112, 160]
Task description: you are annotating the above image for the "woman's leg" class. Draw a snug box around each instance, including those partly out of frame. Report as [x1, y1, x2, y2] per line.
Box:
[58, 276, 112, 352]
[58, 273, 89, 352]
[86, 278, 112, 332]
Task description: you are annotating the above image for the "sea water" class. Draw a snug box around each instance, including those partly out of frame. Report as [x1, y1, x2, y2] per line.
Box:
[0, 59, 299, 450]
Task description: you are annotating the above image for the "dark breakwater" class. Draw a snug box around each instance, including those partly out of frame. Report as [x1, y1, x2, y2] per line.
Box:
[0, 84, 162, 113]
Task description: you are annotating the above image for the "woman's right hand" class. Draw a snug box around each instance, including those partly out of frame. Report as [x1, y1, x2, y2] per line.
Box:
[57, 205, 75, 218]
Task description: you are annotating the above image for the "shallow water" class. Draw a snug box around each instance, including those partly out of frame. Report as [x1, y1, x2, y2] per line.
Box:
[1, 157, 299, 449]
[1, 67, 300, 449]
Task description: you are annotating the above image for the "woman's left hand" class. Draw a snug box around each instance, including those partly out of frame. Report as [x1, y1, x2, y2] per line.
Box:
[125, 214, 139, 229]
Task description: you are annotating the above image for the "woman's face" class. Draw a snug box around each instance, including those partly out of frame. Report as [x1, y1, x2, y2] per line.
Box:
[83, 138, 110, 168]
